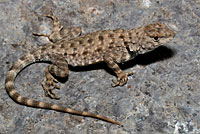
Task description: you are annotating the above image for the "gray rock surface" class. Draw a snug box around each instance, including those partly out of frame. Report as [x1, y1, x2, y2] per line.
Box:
[0, 0, 200, 133]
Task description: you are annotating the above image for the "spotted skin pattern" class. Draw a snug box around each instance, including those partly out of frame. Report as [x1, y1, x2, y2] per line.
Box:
[5, 12, 175, 125]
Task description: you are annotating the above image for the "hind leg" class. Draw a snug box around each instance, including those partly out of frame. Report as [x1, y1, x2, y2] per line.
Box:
[33, 10, 82, 43]
[41, 58, 69, 99]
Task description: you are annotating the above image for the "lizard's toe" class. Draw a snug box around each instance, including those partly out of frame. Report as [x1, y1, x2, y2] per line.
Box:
[111, 79, 120, 87]
[112, 72, 133, 87]
[41, 73, 60, 99]
[48, 88, 60, 100]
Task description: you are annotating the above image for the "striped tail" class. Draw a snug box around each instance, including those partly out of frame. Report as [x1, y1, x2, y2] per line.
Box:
[5, 53, 120, 125]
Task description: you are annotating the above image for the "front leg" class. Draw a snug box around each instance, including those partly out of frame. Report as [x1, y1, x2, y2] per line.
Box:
[104, 56, 133, 87]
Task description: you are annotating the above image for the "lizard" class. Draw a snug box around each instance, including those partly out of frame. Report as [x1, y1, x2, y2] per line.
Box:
[5, 11, 175, 125]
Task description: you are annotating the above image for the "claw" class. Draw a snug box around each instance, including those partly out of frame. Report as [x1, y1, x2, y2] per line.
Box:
[49, 88, 60, 100]
[41, 72, 60, 99]
[119, 80, 126, 87]
[42, 83, 60, 99]
[53, 82, 60, 89]
[112, 72, 134, 87]
[111, 79, 120, 87]
[53, 78, 59, 83]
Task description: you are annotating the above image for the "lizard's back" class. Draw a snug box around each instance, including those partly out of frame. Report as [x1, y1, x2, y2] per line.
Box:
[56, 29, 129, 66]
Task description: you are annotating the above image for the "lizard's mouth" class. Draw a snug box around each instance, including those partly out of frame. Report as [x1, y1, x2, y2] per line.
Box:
[159, 36, 174, 44]
[137, 43, 160, 54]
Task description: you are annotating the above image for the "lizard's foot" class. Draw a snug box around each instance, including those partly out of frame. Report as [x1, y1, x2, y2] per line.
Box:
[42, 10, 63, 32]
[33, 10, 63, 43]
[112, 72, 133, 87]
[41, 72, 60, 99]
[33, 10, 82, 43]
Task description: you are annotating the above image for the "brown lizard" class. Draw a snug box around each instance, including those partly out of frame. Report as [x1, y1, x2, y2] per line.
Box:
[5, 12, 175, 125]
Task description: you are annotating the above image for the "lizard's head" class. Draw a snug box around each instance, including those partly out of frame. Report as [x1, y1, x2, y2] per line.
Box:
[135, 22, 175, 54]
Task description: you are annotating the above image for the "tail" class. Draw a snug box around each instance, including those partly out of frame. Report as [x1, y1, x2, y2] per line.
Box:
[5, 52, 120, 125]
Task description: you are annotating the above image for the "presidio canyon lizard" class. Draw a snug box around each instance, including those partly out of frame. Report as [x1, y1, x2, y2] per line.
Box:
[5, 11, 175, 125]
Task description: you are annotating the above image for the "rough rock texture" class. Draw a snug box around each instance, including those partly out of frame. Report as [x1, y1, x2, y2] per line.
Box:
[0, 0, 200, 134]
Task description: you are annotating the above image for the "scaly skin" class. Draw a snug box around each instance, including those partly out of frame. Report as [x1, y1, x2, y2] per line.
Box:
[5, 12, 175, 125]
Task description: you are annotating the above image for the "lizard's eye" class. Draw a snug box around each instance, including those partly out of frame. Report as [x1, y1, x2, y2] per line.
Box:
[153, 37, 159, 41]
